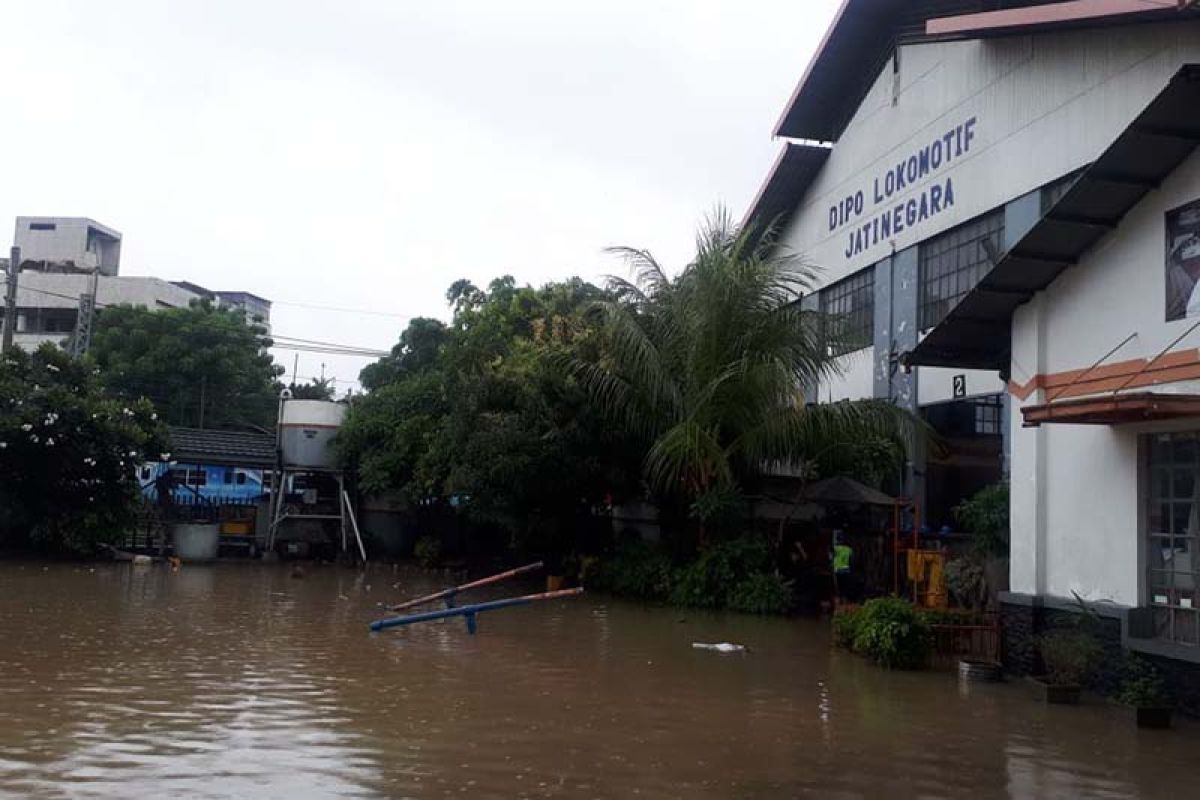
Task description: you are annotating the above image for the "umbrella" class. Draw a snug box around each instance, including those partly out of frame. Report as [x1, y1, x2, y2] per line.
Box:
[800, 476, 895, 506]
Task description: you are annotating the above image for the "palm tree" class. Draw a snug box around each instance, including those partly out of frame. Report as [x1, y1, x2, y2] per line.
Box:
[574, 207, 912, 531]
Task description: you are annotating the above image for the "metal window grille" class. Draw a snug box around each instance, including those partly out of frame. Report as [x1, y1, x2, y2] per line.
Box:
[918, 210, 1004, 330]
[973, 396, 1003, 435]
[819, 268, 874, 357]
[1146, 433, 1200, 647]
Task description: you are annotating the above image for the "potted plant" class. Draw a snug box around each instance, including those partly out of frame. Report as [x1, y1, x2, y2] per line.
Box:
[1032, 629, 1100, 704]
[1117, 654, 1173, 729]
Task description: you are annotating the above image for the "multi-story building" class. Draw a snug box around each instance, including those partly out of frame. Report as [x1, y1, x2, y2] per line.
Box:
[3, 217, 270, 350]
[744, 1, 1200, 704]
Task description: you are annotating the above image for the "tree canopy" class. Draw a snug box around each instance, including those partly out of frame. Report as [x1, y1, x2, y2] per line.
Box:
[574, 208, 911, 527]
[91, 302, 284, 429]
[339, 276, 635, 539]
[0, 344, 168, 553]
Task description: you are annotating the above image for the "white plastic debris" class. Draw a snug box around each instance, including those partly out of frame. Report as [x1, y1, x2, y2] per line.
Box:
[692, 642, 746, 653]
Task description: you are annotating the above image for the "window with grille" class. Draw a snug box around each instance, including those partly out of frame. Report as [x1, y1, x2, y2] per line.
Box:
[819, 268, 874, 357]
[1146, 433, 1200, 647]
[918, 210, 1005, 330]
[973, 396, 1002, 435]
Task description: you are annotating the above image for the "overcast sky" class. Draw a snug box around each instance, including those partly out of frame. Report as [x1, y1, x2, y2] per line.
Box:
[0, 0, 839, 390]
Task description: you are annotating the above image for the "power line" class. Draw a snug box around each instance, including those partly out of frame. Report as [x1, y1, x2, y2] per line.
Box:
[270, 298, 416, 319]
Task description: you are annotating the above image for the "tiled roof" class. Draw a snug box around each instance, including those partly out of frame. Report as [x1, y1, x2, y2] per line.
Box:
[168, 427, 277, 468]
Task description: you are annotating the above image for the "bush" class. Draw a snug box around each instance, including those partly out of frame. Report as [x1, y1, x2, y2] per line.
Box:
[586, 538, 675, 601]
[1037, 629, 1100, 685]
[668, 536, 776, 610]
[832, 606, 863, 650]
[1118, 654, 1170, 707]
[852, 597, 932, 669]
[413, 535, 441, 568]
[728, 573, 793, 615]
[954, 482, 1009, 557]
[0, 344, 168, 554]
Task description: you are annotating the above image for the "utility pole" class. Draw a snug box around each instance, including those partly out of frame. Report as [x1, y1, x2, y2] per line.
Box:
[2, 246, 19, 352]
[70, 267, 100, 358]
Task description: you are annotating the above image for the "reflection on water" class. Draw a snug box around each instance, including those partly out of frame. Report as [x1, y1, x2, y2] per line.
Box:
[0, 561, 1195, 798]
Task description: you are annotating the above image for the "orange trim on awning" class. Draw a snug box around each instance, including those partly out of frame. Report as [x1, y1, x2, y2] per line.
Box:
[1021, 392, 1200, 427]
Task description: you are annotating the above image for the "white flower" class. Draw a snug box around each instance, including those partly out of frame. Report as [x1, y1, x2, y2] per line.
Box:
[29, 435, 38, 443]
[160, 452, 171, 461]
[121, 408, 134, 417]
[150, 413, 157, 421]
[45, 364, 59, 373]
[0, 442, 6, 449]
[45, 438, 54, 446]
[20, 423, 32, 432]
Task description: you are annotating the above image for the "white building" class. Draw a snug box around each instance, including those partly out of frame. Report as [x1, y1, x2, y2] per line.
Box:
[15, 216, 122, 275]
[4, 217, 270, 350]
[744, 1, 1200, 696]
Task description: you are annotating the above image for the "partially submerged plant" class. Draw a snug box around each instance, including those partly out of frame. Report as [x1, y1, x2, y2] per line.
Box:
[1118, 654, 1170, 707]
[1037, 629, 1100, 686]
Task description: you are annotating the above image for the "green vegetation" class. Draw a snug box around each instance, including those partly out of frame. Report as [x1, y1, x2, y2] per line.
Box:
[586, 535, 792, 614]
[833, 598, 932, 669]
[1037, 629, 1100, 685]
[574, 208, 909, 531]
[954, 481, 1009, 557]
[1118, 654, 1170, 707]
[0, 344, 168, 554]
[344, 209, 912, 612]
[338, 276, 635, 543]
[413, 534, 441, 568]
[288, 377, 336, 400]
[91, 302, 284, 429]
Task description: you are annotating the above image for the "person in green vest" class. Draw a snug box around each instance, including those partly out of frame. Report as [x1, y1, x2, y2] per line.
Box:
[832, 530, 855, 603]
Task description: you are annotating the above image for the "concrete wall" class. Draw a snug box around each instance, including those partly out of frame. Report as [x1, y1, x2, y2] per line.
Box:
[17, 273, 200, 310]
[779, 20, 1200, 290]
[14, 217, 122, 275]
[1009, 146, 1200, 607]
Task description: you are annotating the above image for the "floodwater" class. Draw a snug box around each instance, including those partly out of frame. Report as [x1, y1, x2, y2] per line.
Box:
[0, 563, 1196, 799]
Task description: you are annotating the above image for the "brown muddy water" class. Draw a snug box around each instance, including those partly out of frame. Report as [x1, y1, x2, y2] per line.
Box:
[0, 562, 1196, 799]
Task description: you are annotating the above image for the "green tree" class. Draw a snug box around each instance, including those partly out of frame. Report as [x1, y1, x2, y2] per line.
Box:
[288, 377, 335, 400]
[340, 278, 634, 545]
[358, 317, 448, 391]
[574, 208, 911, 531]
[0, 344, 168, 554]
[91, 302, 284, 429]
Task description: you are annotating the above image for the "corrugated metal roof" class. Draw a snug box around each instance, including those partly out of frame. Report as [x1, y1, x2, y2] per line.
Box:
[904, 64, 1200, 371]
[168, 426, 278, 469]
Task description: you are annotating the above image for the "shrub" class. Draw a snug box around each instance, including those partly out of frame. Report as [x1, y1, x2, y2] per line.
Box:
[587, 538, 675, 601]
[728, 573, 793, 615]
[852, 597, 932, 669]
[668, 536, 775, 610]
[1037, 629, 1100, 685]
[832, 606, 863, 650]
[413, 534, 441, 568]
[1117, 654, 1169, 707]
[944, 557, 987, 610]
[954, 482, 1009, 557]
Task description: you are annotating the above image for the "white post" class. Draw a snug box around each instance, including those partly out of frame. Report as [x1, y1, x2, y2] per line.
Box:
[342, 489, 367, 564]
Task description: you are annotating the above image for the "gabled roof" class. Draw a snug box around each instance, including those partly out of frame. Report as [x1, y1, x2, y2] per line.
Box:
[905, 64, 1200, 371]
[741, 142, 831, 232]
[169, 426, 277, 469]
[774, 1, 1198, 143]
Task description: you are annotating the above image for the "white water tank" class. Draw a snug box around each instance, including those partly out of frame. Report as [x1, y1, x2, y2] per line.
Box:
[279, 400, 346, 470]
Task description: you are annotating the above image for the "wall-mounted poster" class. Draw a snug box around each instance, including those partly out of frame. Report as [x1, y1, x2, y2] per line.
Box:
[1166, 198, 1200, 321]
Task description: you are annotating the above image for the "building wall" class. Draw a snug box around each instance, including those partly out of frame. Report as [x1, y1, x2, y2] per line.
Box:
[17, 273, 200, 311]
[1009, 146, 1200, 606]
[779, 20, 1200, 289]
[14, 217, 122, 275]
